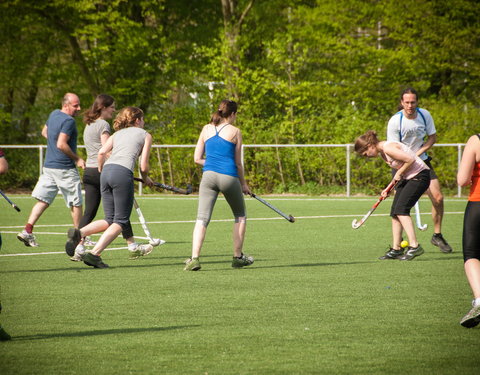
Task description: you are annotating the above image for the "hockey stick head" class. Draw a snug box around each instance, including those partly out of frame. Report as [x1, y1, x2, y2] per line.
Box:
[288, 215, 295, 223]
[185, 184, 193, 195]
[351, 219, 362, 229]
[418, 224, 428, 231]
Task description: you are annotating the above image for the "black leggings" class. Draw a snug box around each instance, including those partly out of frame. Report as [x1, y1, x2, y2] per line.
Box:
[80, 167, 133, 239]
[463, 201, 480, 262]
[390, 169, 430, 217]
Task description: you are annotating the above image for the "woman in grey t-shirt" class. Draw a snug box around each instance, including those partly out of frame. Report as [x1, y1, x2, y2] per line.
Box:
[66, 107, 154, 268]
[72, 95, 155, 261]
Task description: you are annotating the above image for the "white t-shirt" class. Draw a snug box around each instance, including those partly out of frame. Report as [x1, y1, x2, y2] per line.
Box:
[386, 108, 436, 161]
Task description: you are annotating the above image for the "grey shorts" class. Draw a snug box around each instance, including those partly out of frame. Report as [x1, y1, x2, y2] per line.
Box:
[32, 167, 83, 207]
[197, 171, 246, 226]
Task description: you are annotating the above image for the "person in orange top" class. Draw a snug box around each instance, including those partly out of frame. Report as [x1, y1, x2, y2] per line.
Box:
[457, 134, 480, 327]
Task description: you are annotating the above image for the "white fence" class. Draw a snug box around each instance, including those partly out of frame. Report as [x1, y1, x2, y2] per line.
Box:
[0, 143, 465, 197]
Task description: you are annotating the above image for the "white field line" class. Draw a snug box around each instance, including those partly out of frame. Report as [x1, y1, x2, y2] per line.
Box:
[0, 210, 466, 231]
[5, 196, 467, 202]
[0, 211, 465, 258]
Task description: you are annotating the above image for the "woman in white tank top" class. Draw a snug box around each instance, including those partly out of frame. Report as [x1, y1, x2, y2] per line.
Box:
[354, 130, 430, 261]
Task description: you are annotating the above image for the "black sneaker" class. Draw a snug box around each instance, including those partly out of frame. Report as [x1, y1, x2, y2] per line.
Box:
[83, 252, 109, 268]
[398, 245, 424, 261]
[379, 248, 404, 260]
[65, 228, 82, 256]
[431, 233, 452, 253]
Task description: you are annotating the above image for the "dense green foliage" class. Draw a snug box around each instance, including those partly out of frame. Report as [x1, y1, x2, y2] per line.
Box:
[1, 0, 479, 192]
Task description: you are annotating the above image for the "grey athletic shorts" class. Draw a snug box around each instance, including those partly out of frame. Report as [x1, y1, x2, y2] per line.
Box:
[197, 171, 246, 226]
[32, 167, 83, 207]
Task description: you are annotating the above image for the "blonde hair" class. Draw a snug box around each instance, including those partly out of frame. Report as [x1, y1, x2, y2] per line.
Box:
[113, 106, 144, 131]
[354, 130, 380, 155]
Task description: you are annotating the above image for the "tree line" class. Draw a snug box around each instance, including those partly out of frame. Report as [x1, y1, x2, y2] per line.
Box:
[1, 0, 479, 193]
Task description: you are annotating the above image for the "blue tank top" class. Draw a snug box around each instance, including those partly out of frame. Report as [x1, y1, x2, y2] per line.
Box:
[203, 125, 238, 177]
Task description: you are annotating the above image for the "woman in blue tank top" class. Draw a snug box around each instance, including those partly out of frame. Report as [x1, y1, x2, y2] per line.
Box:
[184, 100, 254, 271]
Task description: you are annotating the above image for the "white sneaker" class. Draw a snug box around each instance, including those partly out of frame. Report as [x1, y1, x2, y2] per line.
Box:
[70, 244, 86, 262]
[84, 236, 97, 246]
[128, 243, 154, 259]
[150, 238, 166, 247]
[17, 231, 39, 247]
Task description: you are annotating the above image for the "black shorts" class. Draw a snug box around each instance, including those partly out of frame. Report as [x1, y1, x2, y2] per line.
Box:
[463, 201, 480, 262]
[390, 169, 430, 217]
[424, 157, 438, 180]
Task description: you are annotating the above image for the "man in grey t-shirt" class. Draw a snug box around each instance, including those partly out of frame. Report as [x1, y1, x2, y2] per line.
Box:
[17, 93, 85, 247]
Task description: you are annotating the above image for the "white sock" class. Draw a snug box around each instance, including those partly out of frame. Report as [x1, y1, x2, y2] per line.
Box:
[473, 298, 480, 307]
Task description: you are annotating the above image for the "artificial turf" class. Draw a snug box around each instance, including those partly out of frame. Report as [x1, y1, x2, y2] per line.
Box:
[0, 194, 478, 374]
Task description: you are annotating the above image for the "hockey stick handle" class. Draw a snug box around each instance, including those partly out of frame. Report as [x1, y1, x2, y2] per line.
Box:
[250, 193, 295, 223]
[134, 177, 193, 195]
[351, 180, 397, 229]
[0, 189, 21, 212]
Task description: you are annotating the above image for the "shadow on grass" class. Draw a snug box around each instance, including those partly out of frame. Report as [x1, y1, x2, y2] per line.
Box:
[12, 324, 199, 341]
[0, 253, 463, 274]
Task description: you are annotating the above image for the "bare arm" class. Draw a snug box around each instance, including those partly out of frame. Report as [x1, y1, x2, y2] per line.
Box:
[194, 127, 206, 166]
[416, 133, 436, 157]
[139, 133, 153, 186]
[0, 156, 8, 175]
[57, 133, 85, 169]
[384, 143, 415, 182]
[458, 135, 480, 186]
[41, 125, 48, 138]
[97, 135, 114, 173]
[234, 130, 251, 195]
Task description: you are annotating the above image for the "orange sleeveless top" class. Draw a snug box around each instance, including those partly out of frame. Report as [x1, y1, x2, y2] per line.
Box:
[469, 162, 480, 201]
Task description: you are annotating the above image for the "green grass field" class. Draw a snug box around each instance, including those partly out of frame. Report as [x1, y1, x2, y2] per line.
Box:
[0, 193, 478, 374]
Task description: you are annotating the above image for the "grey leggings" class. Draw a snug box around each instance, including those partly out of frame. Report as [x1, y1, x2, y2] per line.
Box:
[197, 171, 246, 226]
[100, 164, 134, 231]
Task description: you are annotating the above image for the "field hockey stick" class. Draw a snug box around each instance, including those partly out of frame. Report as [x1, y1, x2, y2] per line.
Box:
[134, 177, 193, 195]
[133, 198, 164, 246]
[351, 180, 397, 229]
[249, 193, 295, 223]
[414, 201, 428, 231]
[0, 189, 21, 212]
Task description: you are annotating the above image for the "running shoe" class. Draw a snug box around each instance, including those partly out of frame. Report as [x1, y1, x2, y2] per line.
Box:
[398, 245, 424, 261]
[232, 254, 254, 268]
[460, 304, 480, 328]
[17, 230, 39, 247]
[70, 244, 86, 262]
[184, 257, 201, 271]
[379, 248, 404, 260]
[431, 233, 452, 253]
[128, 243, 154, 260]
[65, 228, 82, 256]
[83, 252, 109, 268]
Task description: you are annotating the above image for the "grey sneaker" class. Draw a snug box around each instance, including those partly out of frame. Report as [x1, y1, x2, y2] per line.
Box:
[128, 243, 154, 260]
[431, 233, 452, 253]
[17, 230, 39, 247]
[379, 248, 404, 260]
[83, 252, 109, 268]
[65, 228, 82, 256]
[460, 304, 480, 328]
[184, 257, 201, 271]
[398, 245, 424, 261]
[232, 254, 254, 268]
